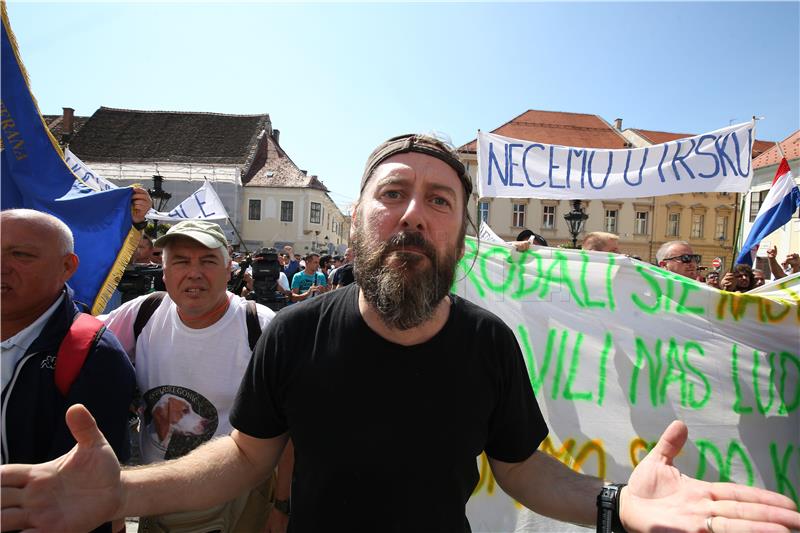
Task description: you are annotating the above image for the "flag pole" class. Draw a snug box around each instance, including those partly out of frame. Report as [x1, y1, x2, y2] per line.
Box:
[729, 193, 746, 271]
[775, 141, 787, 160]
[228, 219, 250, 254]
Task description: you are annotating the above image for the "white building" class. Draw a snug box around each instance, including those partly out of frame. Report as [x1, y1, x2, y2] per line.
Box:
[55, 106, 349, 254]
[65, 106, 271, 243]
[241, 131, 350, 255]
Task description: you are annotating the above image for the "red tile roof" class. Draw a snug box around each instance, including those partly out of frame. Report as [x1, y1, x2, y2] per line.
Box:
[459, 110, 629, 153]
[629, 129, 695, 145]
[753, 129, 800, 169]
[630, 128, 773, 159]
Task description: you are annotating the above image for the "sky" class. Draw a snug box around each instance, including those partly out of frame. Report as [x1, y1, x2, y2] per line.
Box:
[7, 1, 800, 214]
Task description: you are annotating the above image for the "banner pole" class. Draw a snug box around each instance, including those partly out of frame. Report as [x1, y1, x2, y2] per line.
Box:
[228, 218, 250, 253]
[729, 192, 747, 271]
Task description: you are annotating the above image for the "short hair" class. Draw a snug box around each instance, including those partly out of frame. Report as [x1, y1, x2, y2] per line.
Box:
[656, 241, 690, 263]
[305, 252, 320, 262]
[161, 237, 229, 265]
[733, 263, 754, 278]
[582, 232, 619, 251]
[1, 209, 74, 255]
[516, 229, 548, 246]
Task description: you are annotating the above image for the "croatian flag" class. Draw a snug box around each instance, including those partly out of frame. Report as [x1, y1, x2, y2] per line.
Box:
[736, 157, 800, 266]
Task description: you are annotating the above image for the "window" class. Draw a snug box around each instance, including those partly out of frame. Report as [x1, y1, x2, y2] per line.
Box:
[749, 190, 768, 222]
[327, 213, 330, 231]
[512, 204, 526, 228]
[635, 211, 649, 235]
[716, 215, 728, 240]
[667, 212, 680, 237]
[310, 202, 322, 224]
[478, 201, 490, 223]
[691, 214, 704, 239]
[280, 201, 293, 222]
[248, 199, 261, 221]
[542, 205, 555, 229]
[604, 209, 618, 234]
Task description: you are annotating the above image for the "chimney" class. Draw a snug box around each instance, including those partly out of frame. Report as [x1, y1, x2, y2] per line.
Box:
[62, 107, 75, 136]
[613, 118, 623, 131]
[272, 129, 280, 145]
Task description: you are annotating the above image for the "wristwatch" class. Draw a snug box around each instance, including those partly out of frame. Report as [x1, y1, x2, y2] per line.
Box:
[596, 483, 626, 533]
[132, 220, 148, 231]
[274, 498, 291, 515]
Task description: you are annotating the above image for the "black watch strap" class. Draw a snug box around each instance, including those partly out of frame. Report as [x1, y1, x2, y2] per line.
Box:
[274, 498, 290, 515]
[132, 220, 148, 231]
[596, 483, 626, 533]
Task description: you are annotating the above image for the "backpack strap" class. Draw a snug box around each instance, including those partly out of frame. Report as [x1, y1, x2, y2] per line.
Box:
[131, 291, 260, 348]
[55, 313, 106, 397]
[245, 300, 262, 350]
[133, 291, 167, 341]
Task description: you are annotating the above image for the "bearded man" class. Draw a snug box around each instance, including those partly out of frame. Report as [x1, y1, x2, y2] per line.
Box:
[2, 135, 799, 533]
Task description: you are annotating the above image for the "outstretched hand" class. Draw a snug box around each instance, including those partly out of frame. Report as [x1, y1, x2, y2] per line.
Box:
[0, 404, 124, 533]
[621, 420, 799, 532]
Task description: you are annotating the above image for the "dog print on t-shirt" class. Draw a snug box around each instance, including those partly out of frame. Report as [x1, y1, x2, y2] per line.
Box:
[140, 385, 218, 462]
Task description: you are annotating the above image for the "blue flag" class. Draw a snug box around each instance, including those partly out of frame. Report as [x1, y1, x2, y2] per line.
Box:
[1, 6, 138, 314]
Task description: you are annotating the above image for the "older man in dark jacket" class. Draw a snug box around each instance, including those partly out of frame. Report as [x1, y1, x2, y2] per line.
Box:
[1, 209, 135, 533]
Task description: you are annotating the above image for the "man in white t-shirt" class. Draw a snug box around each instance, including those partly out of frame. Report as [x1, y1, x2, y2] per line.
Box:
[100, 220, 290, 532]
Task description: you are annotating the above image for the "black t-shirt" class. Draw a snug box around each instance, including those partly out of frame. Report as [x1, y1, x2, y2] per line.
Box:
[230, 284, 548, 532]
[332, 263, 354, 286]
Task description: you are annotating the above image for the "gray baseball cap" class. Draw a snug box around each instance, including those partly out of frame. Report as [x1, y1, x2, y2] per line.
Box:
[153, 220, 228, 250]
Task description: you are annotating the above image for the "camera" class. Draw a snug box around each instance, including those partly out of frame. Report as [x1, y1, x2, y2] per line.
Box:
[119, 264, 165, 303]
[229, 248, 287, 312]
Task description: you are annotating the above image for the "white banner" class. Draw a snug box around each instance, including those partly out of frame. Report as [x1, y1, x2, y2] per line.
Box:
[477, 122, 755, 200]
[454, 238, 799, 532]
[64, 148, 118, 191]
[479, 220, 505, 244]
[146, 180, 229, 222]
[62, 150, 228, 223]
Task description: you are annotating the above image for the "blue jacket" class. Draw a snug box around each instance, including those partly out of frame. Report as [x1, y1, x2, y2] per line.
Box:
[284, 260, 301, 283]
[1, 286, 136, 465]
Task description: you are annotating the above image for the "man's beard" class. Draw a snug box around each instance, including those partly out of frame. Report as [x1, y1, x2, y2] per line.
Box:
[353, 229, 458, 330]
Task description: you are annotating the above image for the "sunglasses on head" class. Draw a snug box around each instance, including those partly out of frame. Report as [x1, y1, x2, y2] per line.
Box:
[664, 254, 701, 264]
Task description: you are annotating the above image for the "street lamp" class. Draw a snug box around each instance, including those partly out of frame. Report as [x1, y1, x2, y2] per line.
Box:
[563, 199, 589, 248]
[148, 174, 172, 212]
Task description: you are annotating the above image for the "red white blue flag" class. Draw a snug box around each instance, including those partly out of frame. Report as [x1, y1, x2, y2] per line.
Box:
[736, 157, 800, 266]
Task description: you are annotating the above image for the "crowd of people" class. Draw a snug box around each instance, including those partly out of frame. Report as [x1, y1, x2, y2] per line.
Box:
[530, 230, 797, 292]
[228, 244, 355, 306]
[1, 134, 799, 533]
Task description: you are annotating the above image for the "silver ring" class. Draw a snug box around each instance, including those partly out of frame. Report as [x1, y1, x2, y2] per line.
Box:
[706, 516, 715, 533]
